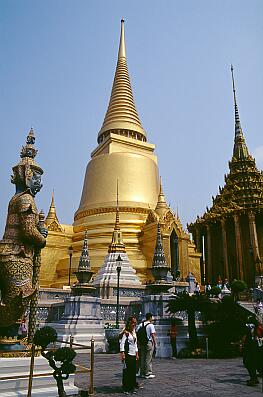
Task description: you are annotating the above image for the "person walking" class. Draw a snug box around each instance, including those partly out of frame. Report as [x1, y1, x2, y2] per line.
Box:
[254, 299, 263, 315]
[137, 312, 157, 379]
[205, 282, 211, 295]
[167, 319, 177, 358]
[194, 282, 200, 294]
[243, 316, 263, 386]
[18, 317, 28, 339]
[119, 316, 139, 394]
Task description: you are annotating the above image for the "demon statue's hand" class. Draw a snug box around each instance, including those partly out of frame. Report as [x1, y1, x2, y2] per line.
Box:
[38, 226, 48, 239]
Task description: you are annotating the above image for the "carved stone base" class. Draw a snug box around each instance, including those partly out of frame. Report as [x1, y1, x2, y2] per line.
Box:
[146, 282, 173, 294]
[48, 295, 106, 352]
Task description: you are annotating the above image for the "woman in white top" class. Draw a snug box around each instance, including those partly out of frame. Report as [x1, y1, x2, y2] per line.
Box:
[119, 316, 139, 394]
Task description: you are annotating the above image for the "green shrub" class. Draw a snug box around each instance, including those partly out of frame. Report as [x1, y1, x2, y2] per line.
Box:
[54, 347, 76, 363]
[209, 286, 221, 296]
[33, 326, 57, 348]
[34, 327, 76, 397]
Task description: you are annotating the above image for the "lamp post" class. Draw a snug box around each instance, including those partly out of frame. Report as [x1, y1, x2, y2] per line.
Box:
[68, 245, 73, 286]
[116, 254, 122, 329]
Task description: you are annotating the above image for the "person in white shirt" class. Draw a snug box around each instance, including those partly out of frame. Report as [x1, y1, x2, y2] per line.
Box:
[194, 282, 200, 294]
[205, 283, 211, 295]
[137, 312, 157, 379]
[18, 317, 28, 339]
[120, 316, 139, 394]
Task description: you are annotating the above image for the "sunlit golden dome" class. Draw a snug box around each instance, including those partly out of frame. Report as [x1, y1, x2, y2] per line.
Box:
[72, 18, 160, 284]
[75, 20, 159, 220]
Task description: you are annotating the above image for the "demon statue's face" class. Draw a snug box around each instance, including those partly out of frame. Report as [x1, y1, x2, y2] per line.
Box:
[28, 169, 43, 196]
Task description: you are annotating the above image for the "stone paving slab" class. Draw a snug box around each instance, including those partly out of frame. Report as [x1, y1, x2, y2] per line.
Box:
[75, 354, 263, 396]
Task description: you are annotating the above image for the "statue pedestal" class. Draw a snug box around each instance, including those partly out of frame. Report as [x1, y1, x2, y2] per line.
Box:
[135, 293, 173, 358]
[49, 295, 106, 352]
[0, 356, 78, 396]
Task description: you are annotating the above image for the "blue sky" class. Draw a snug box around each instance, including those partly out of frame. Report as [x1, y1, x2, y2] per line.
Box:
[0, 0, 262, 234]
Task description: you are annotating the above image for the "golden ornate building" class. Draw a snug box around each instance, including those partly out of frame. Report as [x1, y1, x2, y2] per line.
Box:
[39, 20, 201, 288]
[188, 67, 263, 287]
[40, 193, 73, 287]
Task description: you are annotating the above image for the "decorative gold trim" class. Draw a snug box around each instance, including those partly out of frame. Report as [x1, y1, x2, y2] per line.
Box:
[0, 336, 19, 345]
[0, 340, 41, 358]
[74, 206, 150, 221]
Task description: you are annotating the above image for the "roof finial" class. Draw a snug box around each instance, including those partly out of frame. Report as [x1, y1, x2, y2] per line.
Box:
[230, 65, 249, 159]
[231, 64, 241, 127]
[118, 18, 126, 59]
[51, 189, 55, 207]
[159, 176, 163, 194]
[155, 176, 169, 218]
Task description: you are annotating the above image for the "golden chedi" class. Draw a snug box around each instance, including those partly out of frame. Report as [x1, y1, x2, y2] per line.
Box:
[40, 193, 73, 287]
[39, 20, 201, 288]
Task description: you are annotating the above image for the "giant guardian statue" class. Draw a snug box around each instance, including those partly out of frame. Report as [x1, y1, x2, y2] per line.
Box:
[0, 129, 47, 343]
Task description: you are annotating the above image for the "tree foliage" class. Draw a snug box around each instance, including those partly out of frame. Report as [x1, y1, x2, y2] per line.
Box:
[33, 326, 57, 348]
[209, 286, 221, 297]
[230, 279, 247, 301]
[167, 291, 211, 348]
[203, 295, 247, 357]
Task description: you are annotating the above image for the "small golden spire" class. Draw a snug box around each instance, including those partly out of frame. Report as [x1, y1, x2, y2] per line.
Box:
[108, 180, 126, 253]
[45, 190, 61, 229]
[155, 177, 169, 218]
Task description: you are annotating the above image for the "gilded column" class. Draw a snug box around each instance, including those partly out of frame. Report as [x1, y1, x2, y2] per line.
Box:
[205, 224, 212, 283]
[195, 227, 201, 252]
[195, 227, 205, 284]
[233, 214, 244, 280]
[221, 218, 229, 280]
[248, 211, 260, 260]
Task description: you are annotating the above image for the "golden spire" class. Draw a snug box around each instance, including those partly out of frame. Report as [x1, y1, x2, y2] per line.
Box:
[45, 191, 62, 231]
[155, 178, 169, 218]
[98, 19, 146, 143]
[118, 18, 126, 59]
[108, 180, 126, 253]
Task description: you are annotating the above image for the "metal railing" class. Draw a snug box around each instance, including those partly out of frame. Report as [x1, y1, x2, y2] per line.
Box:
[0, 336, 94, 397]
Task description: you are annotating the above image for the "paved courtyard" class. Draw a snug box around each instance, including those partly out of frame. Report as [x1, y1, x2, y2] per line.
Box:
[75, 354, 263, 396]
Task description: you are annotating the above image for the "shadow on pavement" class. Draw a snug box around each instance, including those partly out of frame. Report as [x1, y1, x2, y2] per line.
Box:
[215, 377, 245, 385]
[94, 385, 123, 394]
